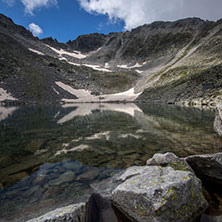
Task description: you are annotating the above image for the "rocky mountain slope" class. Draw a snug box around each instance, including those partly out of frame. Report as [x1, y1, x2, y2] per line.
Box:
[0, 13, 222, 105]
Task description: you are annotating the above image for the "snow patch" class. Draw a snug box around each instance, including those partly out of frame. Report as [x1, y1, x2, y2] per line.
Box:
[28, 48, 44, 56]
[130, 63, 143, 68]
[55, 82, 91, 98]
[117, 64, 129, 69]
[105, 63, 110, 68]
[117, 62, 146, 69]
[55, 81, 142, 103]
[52, 87, 60, 95]
[46, 45, 88, 59]
[59, 57, 81, 66]
[135, 69, 143, 74]
[0, 88, 17, 102]
[83, 64, 111, 72]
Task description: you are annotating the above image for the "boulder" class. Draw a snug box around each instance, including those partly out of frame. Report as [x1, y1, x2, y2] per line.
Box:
[214, 104, 222, 137]
[146, 152, 193, 172]
[26, 203, 86, 222]
[87, 193, 119, 222]
[185, 153, 222, 185]
[112, 165, 208, 222]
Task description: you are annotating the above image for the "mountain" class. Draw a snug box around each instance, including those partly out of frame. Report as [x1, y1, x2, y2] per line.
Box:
[0, 13, 222, 106]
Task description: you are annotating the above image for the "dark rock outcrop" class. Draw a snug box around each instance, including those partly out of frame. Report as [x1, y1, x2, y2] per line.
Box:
[185, 153, 222, 185]
[67, 33, 107, 53]
[0, 13, 35, 39]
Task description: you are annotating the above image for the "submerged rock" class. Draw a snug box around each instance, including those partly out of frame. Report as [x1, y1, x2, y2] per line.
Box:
[146, 152, 193, 172]
[112, 165, 208, 222]
[48, 171, 75, 186]
[185, 153, 222, 185]
[26, 203, 86, 222]
[214, 104, 222, 137]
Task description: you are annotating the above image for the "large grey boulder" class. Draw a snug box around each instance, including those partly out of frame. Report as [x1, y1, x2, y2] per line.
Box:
[112, 166, 208, 222]
[214, 104, 222, 137]
[26, 203, 86, 222]
[185, 153, 222, 185]
[146, 152, 193, 172]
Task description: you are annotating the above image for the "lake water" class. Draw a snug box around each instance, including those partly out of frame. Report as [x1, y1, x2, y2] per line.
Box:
[0, 103, 222, 221]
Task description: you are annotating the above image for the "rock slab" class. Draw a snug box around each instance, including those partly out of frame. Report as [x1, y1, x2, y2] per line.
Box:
[146, 152, 193, 172]
[112, 165, 208, 222]
[26, 203, 86, 222]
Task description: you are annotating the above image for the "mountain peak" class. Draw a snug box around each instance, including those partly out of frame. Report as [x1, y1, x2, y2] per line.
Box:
[0, 13, 34, 39]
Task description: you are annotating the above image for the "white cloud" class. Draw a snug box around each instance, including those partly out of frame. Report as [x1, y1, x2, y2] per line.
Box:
[78, 0, 222, 30]
[2, 0, 16, 6]
[29, 23, 43, 36]
[21, 0, 57, 15]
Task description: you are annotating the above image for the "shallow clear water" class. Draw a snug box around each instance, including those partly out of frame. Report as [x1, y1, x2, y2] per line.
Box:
[0, 103, 221, 221]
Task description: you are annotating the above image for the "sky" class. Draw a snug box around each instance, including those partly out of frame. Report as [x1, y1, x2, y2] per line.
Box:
[0, 0, 222, 42]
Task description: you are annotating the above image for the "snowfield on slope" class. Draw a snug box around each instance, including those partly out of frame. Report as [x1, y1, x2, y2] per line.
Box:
[55, 81, 142, 103]
[46, 45, 88, 59]
[0, 88, 17, 102]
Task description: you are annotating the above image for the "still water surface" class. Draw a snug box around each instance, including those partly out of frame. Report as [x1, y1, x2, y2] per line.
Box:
[0, 103, 221, 221]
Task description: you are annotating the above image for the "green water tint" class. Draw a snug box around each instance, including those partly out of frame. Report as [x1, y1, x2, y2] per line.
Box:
[0, 103, 221, 188]
[0, 103, 222, 222]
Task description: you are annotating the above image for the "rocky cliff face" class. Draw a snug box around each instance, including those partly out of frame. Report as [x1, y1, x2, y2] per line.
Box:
[0, 13, 222, 105]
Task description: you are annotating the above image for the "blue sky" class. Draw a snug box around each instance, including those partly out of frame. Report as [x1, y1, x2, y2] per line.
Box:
[1, 0, 222, 43]
[0, 0, 124, 42]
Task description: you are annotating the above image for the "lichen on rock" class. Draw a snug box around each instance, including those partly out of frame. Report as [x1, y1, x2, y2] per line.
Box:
[112, 165, 208, 222]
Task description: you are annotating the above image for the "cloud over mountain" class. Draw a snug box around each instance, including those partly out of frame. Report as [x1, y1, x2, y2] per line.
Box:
[29, 23, 43, 36]
[78, 0, 222, 30]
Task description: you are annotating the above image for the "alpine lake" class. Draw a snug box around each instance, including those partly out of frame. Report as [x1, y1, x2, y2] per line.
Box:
[0, 103, 222, 222]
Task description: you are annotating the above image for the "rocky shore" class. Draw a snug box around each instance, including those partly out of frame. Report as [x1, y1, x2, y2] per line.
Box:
[27, 151, 222, 222]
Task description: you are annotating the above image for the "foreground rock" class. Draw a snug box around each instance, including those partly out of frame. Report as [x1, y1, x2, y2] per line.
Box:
[146, 152, 193, 172]
[26, 203, 86, 222]
[186, 152, 222, 185]
[214, 104, 222, 137]
[111, 165, 208, 222]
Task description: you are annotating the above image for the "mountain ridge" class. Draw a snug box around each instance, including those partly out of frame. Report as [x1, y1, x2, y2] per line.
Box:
[0, 13, 222, 106]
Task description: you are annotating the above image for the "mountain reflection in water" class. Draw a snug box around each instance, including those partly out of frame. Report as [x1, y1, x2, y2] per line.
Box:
[0, 103, 222, 221]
